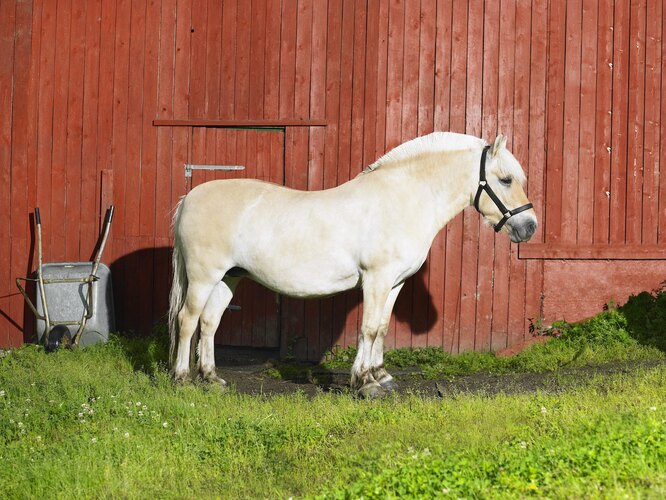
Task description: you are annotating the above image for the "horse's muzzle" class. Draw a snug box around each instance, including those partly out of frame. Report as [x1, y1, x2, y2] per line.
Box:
[507, 218, 537, 243]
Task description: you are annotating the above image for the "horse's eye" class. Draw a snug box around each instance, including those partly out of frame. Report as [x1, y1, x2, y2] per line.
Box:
[499, 177, 512, 186]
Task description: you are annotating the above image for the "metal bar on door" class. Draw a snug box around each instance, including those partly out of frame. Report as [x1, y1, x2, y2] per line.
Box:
[184, 164, 245, 178]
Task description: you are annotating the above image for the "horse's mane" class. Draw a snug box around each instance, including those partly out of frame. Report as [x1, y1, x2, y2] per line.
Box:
[362, 132, 485, 174]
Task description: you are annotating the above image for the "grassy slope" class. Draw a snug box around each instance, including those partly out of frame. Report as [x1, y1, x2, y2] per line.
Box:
[1, 341, 666, 498]
[1, 288, 664, 498]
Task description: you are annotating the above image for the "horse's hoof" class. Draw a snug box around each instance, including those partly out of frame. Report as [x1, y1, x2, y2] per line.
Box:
[358, 383, 386, 399]
[379, 378, 397, 392]
[200, 371, 228, 390]
[172, 370, 190, 384]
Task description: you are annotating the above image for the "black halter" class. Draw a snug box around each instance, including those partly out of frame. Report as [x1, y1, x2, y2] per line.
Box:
[474, 145, 533, 232]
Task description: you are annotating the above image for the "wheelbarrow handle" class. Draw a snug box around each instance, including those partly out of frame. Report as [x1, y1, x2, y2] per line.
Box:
[35, 207, 41, 225]
[104, 206, 115, 225]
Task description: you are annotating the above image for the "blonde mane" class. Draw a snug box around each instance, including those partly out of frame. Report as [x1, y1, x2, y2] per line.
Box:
[362, 132, 485, 173]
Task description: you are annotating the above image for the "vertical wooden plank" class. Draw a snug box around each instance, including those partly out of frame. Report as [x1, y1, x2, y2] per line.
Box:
[126, 0, 147, 239]
[264, 130, 284, 348]
[442, 0, 467, 353]
[362, 0, 379, 169]
[492, 0, 516, 350]
[263, 0, 281, 119]
[204, 0, 222, 119]
[384, 0, 405, 348]
[155, 0, 176, 241]
[172, 0, 192, 216]
[153, 0, 177, 323]
[430, 0, 453, 349]
[642, 0, 661, 245]
[96, 0, 118, 265]
[110, 0, 132, 264]
[248, 0, 267, 119]
[458, 0, 483, 352]
[139, 0, 161, 241]
[335, 0, 357, 351]
[561, 0, 583, 244]
[478, 0, 500, 353]
[0, 0, 16, 345]
[80, 0, 102, 258]
[507, 0, 530, 346]
[189, 0, 207, 119]
[626, 0, 646, 244]
[417, 0, 437, 348]
[524, 0, 548, 338]
[50, 0, 72, 262]
[324, 0, 344, 351]
[385, 0, 404, 151]
[593, 0, 613, 244]
[389, 0, 418, 347]
[609, 0, 630, 244]
[279, 0, 297, 120]
[220, 0, 237, 118]
[545, 0, 566, 244]
[234, 0, 251, 119]
[577, 0, 598, 245]
[9, 0, 33, 345]
[660, 1, 666, 244]
[308, 0, 327, 359]
[373, 0, 389, 167]
[64, 1, 85, 261]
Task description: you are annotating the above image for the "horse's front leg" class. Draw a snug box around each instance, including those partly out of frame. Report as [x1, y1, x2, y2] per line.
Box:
[351, 281, 403, 398]
[368, 283, 403, 392]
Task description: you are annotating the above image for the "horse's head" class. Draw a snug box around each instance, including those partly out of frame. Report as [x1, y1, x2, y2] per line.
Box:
[473, 135, 537, 243]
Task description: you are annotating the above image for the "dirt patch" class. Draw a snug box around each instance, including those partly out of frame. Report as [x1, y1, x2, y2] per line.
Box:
[213, 349, 666, 398]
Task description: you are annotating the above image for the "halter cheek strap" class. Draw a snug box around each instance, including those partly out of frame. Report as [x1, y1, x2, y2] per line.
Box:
[474, 145, 533, 232]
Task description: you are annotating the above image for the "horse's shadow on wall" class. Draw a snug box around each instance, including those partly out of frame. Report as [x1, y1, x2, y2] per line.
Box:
[111, 247, 437, 364]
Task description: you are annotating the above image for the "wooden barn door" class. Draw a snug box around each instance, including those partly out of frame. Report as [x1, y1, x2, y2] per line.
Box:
[188, 127, 284, 349]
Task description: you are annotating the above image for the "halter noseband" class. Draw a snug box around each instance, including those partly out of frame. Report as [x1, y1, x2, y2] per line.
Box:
[474, 145, 533, 232]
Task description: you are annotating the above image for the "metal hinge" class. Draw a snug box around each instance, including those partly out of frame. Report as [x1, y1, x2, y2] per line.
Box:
[184, 164, 245, 178]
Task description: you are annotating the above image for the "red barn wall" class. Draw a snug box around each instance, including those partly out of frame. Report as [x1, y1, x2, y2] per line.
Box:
[1, 0, 664, 360]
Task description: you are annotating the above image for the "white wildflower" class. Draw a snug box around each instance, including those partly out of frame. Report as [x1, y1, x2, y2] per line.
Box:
[0, 390, 5, 397]
[91, 437, 97, 443]
[138, 411, 144, 417]
[649, 406, 657, 411]
[17, 422, 23, 428]
[124, 432, 129, 438]
[162, 422, 168, 428]
[78, 412, 84, 418]
[519, 441, 528, 449]
[540, 406, 548, 414]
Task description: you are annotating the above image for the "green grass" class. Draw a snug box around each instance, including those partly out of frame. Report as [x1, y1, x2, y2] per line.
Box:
[322, 286, 666, 378]
[1, 287, 665, 498]
[2, 339, 666, 498]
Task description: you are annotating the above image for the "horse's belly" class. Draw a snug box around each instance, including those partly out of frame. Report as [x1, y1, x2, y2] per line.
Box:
[243, 259, 361, 299]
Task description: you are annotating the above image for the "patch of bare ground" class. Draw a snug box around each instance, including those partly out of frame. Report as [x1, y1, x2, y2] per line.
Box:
[213, 348, 666, 398]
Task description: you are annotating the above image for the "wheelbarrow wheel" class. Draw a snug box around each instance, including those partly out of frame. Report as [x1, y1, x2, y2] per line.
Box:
[45, 325, 72, 353]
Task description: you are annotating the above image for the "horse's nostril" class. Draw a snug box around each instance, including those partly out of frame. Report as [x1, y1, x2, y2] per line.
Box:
[525, 220, 537, 236]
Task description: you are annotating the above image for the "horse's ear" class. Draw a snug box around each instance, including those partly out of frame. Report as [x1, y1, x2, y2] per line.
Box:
[490, 134, 507, 157]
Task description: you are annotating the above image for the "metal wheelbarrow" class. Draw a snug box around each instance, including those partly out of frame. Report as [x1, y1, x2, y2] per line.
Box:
[16, 206, 116, 351]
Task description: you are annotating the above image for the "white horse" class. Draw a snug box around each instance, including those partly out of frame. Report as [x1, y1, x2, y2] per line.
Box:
[169, 132, 537, 398]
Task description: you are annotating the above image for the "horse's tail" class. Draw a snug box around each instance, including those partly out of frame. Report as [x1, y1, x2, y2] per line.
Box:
[168, 198, 187, 368]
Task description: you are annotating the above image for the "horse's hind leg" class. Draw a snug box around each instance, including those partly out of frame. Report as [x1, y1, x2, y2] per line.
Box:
[198, 277, 240, 386]
[173, 281, 218, 382]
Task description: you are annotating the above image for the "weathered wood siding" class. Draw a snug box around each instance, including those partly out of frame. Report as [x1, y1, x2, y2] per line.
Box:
[1, 0, 665, 359]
